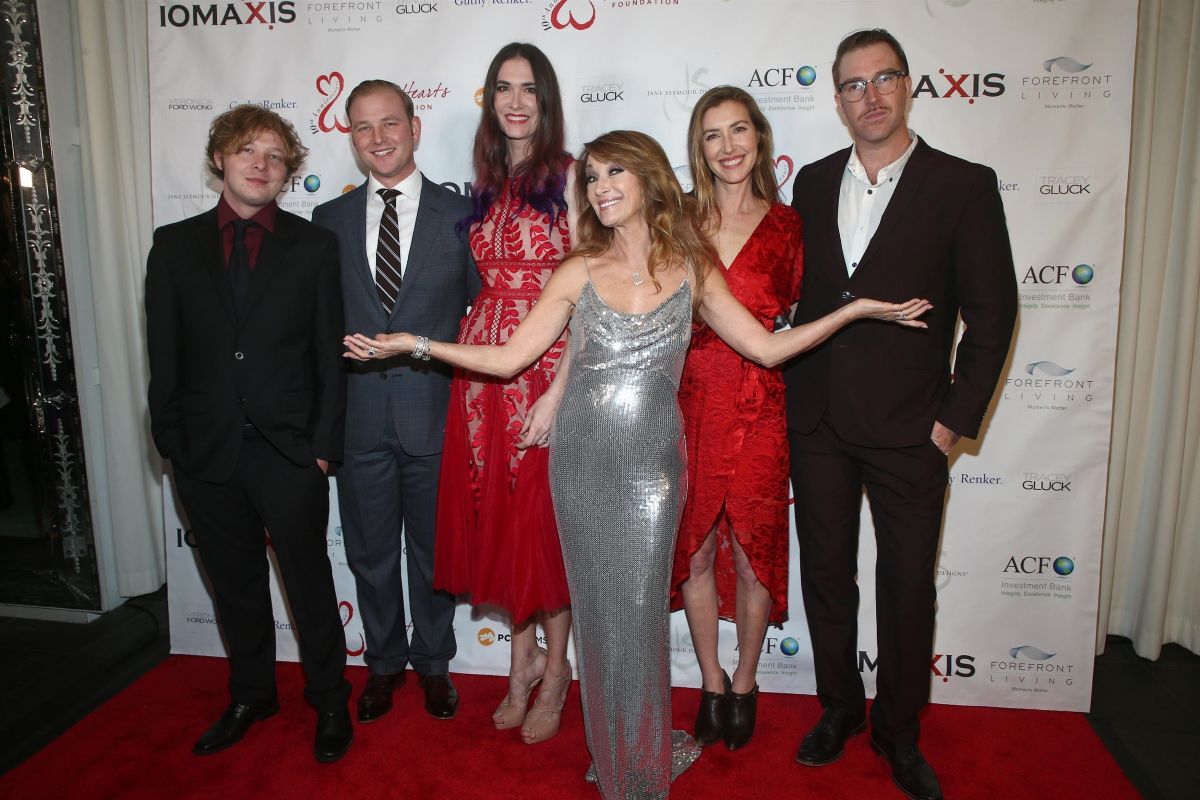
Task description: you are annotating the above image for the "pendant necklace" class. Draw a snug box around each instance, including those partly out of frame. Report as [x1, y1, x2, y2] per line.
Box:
[631, 270, 645, 286]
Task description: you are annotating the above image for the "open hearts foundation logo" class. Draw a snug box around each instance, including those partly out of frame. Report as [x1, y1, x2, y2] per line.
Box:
[774, 155, 794, 188]
[311, 71, 351, 134]
[339, 600, 366, 656]
[543, 0, 596, 31]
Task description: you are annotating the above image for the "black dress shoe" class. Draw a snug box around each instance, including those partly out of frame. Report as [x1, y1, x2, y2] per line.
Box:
[794, 706, 866, 766]
[314, 707, 354, 763]
[357, 672, 405, 723]
[694, 671, 731, 746]
[870, 736, 943, 800]
[724, 682, 759, 751]
[417, 673, 458, 719]
[192, 700, 279, 756]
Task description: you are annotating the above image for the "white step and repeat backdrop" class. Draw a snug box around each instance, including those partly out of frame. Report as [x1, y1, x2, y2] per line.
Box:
[151, 0, 1136, 712]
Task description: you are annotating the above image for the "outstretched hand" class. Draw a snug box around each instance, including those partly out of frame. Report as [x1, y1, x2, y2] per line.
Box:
[854, 297, 933, 328]
[343, 332, 412, 361]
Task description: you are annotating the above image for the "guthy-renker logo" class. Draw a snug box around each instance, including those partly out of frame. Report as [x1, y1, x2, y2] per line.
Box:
[157, 1, 296, 28]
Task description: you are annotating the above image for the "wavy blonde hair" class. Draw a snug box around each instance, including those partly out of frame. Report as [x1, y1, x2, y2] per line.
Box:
[572, 130, 715, 309]
[686, 86, 779, 233]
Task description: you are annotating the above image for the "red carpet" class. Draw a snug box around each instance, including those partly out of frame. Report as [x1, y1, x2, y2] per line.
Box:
[0, 655, 1136, 799]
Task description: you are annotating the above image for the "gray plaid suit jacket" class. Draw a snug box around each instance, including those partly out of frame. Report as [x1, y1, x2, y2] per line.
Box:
[312, 176, 479, 457]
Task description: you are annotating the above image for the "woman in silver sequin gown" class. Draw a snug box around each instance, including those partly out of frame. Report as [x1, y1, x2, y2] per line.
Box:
[344, 131, 932, 799]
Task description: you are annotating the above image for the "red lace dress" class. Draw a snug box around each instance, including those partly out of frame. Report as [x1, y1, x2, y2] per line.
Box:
[670, 203, 804, 624]
[434, 178, 571, 623]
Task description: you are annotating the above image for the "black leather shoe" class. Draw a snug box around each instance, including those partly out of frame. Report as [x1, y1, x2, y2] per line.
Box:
[314, 707, 354, 763]
[192, 700, 279, 756]
[694, 671, 731, 746]
[794, 706, 866, 766]
[417, 673, 458, 719]
[357, 672, 405, 723]
[870, 736, 943, 800]
[724, 682, 759, 751]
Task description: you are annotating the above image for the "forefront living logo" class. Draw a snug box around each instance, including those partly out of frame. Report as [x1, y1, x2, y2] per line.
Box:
[990, 644, 1076, 693]
[157, 1, 296, 27]
[1020, 55, 1113, 108]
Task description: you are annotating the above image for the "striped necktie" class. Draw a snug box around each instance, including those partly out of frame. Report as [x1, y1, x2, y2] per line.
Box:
[375, 188, 403, 313]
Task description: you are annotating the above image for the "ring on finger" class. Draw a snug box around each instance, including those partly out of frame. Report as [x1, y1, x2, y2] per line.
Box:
[367, 347, 377, 357]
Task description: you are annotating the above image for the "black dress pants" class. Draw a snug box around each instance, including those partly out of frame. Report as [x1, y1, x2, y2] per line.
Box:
[789, 419, 948, 748]
[174, 432, 351, 713]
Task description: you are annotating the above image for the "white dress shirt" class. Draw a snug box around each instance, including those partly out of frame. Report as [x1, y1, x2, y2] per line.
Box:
[366, 168, 423, 279]
[838, 130, 919, 276]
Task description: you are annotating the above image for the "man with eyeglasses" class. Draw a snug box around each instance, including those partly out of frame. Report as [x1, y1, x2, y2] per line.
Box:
[784, 29, 1017, 800]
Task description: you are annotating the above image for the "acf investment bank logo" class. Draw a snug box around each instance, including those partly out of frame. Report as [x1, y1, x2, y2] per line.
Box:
[157, 1, 296, 27]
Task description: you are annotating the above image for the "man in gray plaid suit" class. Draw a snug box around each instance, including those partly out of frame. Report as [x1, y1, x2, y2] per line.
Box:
[313, 80, 479, 724]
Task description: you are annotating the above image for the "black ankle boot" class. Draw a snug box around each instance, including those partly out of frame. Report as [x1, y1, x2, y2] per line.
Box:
[724, 682, 759, 751]
[694, 670, 731, 747]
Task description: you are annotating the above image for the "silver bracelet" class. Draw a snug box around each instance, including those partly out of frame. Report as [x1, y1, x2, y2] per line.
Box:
[411, 335, 432, 361]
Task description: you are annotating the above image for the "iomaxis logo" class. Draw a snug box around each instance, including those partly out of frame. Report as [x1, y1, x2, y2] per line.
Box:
[157, 2, 297, 28]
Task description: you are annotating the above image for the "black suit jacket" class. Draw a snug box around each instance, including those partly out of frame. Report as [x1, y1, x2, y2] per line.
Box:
[784, 139, 1017, 447]
[146, 206, 346, 483]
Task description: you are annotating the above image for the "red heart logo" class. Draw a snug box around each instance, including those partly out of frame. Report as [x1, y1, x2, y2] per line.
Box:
[316, 72, 342, 99]
[774, 155, 795, 188]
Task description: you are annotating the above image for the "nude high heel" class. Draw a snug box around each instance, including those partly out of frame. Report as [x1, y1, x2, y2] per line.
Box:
[493, 648, 547, 730]
[520, 670, 571, 745]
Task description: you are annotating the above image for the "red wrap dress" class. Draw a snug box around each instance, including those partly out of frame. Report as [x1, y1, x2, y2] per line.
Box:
[669, 203, 804, 624]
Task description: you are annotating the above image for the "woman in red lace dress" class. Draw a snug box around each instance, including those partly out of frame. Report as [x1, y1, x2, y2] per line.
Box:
[434, 42, 576, 744]
[670, 86, 804, 751]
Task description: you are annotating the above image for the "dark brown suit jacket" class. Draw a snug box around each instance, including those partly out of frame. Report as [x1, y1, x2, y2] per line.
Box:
[784, 139, 1017, 447]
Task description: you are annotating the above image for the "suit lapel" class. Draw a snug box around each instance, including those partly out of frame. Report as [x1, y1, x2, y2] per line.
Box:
[852, 139, 933, 280]
[824, 149, 851, 283]
[198, 209, 236, 323]
[347, 183, 380, 311]
[391, 177, 441, 321]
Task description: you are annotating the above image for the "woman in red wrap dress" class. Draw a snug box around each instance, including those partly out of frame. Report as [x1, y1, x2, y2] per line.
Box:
[434, 42, 576, 745]
[670, 86, 804, 752]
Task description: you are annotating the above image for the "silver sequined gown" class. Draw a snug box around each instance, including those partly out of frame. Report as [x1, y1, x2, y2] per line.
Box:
[550, 278, 701, 799]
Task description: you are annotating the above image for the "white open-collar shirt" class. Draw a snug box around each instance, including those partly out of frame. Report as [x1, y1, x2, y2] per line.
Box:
[838, 130, 919, 277]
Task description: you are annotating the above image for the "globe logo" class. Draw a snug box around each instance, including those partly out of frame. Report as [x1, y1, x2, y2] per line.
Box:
[1072, 264, 1094, 285]
[797, 66, 817, 87]
[780, 637, 800, 656]
[1053, 556, 1075, 576]
[303, 174, 321, 193]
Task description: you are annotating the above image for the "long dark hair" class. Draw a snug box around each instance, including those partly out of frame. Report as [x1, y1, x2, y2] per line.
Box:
[461, 42, 569, 232]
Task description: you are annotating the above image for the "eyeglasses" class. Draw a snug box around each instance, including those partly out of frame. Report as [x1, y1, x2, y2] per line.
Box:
[836, 70, 908, 102]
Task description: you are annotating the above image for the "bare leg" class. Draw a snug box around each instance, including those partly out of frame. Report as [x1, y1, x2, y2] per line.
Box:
[730, 532, 771, 693]
[679, 528, 726, 692]
[494, 618, 547, 729]
[522, 606, 572, 744]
